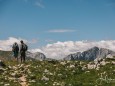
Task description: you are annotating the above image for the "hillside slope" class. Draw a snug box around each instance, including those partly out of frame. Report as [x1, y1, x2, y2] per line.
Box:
[0, 57, 115, 86]
[0, 50, 46, 61]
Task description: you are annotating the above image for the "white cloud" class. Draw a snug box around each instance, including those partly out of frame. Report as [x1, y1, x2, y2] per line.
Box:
[28, 48, 43, 53]
[21, 0, 45, 8]
[35, 1, 45, 8]
[48, 29, 76, 33]
[1, 38, 115, 60]
[0, 37, 26, 51]
[30, 40, 115, 60]
[28, 39, 38, 44]
[45, 39, 54, 43]
[0, 37, 32, 51]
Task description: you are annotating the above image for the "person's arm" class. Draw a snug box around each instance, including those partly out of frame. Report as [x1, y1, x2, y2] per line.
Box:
[17, 45, 19, 52]
[12, 44, 14, 51]
[20, 44, 22, 52]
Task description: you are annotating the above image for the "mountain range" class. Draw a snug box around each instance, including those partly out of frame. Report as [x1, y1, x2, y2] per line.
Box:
[0, 46, 115, 61]
[64, 46, 115, 60]
[0, 47, 115, 86]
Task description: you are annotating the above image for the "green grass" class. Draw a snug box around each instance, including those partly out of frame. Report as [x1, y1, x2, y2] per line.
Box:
[0, 58, 115, 86]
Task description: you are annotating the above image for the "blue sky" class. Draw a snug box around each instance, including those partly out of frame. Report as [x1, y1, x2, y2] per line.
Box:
[0, 0, 115, 49]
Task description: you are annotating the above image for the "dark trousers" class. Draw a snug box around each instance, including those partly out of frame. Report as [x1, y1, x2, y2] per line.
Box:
[20, 51, 26, 62]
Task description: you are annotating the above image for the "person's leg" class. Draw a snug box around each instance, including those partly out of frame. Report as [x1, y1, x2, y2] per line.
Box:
[16, 56, 18, 62]
[20, 53, 23, 63]
[23, 52, 26, 62]
[13, 51, 16, 61]
[21, 52, 25, 63]
[16, 52, 18, 62]
[20, 56, 22, 63]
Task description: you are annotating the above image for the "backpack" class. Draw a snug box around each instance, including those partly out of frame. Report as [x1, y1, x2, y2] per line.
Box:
[21, 44, 28, 51]
[12, 44, 19, 52]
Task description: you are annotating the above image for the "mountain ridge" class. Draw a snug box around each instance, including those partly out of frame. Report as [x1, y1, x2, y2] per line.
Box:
[0, 46, 115, 61]
[64, 46, 115, 60]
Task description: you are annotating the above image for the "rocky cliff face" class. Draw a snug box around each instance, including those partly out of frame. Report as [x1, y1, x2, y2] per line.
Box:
[26, 52, 46, 61]
[64, 47, 115, 61]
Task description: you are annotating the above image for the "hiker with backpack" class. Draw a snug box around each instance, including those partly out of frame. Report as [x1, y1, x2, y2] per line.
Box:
[20, 40, 28, 63]
[12, 42, 19, 61]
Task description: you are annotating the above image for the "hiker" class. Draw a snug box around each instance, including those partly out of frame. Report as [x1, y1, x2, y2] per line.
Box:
[12, 42, 19, 61]
[20, 40, 28, 63]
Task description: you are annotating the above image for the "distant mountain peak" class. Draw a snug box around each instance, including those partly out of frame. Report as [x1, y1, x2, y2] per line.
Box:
[64, 47, 115, 61]
[26, 51, 46, 61]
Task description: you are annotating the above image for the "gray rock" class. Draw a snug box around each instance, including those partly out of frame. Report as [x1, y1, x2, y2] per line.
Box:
[64, 47, 115, 61]
[26, 52, 46, 61]
[0, 60, 6, 67]
[34, 52, 46, 60]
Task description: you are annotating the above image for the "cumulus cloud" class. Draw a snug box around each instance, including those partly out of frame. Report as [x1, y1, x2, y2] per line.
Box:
[48, 29, 76, 33]
[0, 37, 26, 51]
[1, 38, 115, 60]
[0, 37, 36, 51]
[28, 48, 43, 53]
[30, 40, 115, 59]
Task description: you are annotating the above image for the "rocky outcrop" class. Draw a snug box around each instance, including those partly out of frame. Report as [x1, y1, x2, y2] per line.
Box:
[0, 60, 6, 67]
[26, 52, 46, 61]
[64, 47, 115, 61]
[33, 52, 46, 60]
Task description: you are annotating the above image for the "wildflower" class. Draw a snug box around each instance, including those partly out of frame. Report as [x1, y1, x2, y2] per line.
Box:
[10, 73, 16, 77]
[4, 83, 10, 86]
[60, 62, 66, 65]
[69, 65, 75, 68]
[29, 80, 36, 83]
[58, 74, 62, 76]
[44, 69, 49, 73]
[41, 76, 49, 81]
